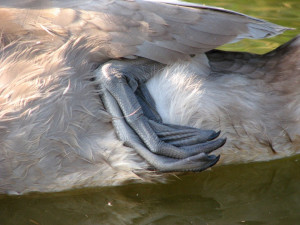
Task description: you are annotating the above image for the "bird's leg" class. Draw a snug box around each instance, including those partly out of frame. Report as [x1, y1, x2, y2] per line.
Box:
[95, 58, 225, 172]
[135, 84, 163, 123]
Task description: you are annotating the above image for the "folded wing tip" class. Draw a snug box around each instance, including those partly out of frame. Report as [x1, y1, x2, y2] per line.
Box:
[143, 0, 290, 40]
[246, 23, 291, 40]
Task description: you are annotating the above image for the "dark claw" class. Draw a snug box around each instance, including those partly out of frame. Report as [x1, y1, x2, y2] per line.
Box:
[182, 138, 226, 154]
[210, 130, 221, 140]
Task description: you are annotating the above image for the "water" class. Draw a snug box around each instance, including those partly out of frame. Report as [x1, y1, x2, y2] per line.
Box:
[1, 156, 300, 224]
[0, 1, 299, 224]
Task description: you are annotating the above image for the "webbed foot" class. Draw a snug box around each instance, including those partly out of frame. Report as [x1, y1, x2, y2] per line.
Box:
[96, 58, 225, 172]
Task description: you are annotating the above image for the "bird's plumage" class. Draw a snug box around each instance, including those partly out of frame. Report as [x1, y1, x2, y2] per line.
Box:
[0, 0, 298, 194]
[147, 36, 300, 164]
[0, 0, 288, 63]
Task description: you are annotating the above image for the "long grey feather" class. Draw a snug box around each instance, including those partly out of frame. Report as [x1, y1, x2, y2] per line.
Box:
[0, 0, 289, 63]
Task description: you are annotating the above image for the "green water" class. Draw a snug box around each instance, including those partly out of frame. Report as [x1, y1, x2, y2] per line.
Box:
[1, 157, 300, 224]
[0, 1, 299, 224]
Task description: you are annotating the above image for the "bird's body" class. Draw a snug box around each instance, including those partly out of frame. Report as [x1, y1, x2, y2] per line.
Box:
[1, 36, 161, 194]
[0, 0, 299, 194]
[147, 39, 300, 165]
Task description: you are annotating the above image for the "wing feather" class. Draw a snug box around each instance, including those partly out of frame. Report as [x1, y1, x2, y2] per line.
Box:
[0, 0, 289, 63]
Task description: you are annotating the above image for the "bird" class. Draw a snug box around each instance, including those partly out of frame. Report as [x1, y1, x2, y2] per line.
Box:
[0, 0, 298, 194]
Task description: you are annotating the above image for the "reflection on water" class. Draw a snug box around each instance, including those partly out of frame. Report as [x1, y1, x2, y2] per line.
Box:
[1, 156, 300, 224]
[0, 0, 299, 224]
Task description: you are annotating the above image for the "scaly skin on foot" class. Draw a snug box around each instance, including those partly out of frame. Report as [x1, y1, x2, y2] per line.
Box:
[96, 58, 225, 172]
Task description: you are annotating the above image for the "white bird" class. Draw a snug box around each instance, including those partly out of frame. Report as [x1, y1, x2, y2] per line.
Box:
[0, 0, 298, 194]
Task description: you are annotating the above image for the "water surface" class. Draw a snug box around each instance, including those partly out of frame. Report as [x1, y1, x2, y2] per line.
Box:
[0, 0, 299, 224]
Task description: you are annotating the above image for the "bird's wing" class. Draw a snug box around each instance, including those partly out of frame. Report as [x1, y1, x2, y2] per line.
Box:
[0, 0, 289, 63]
